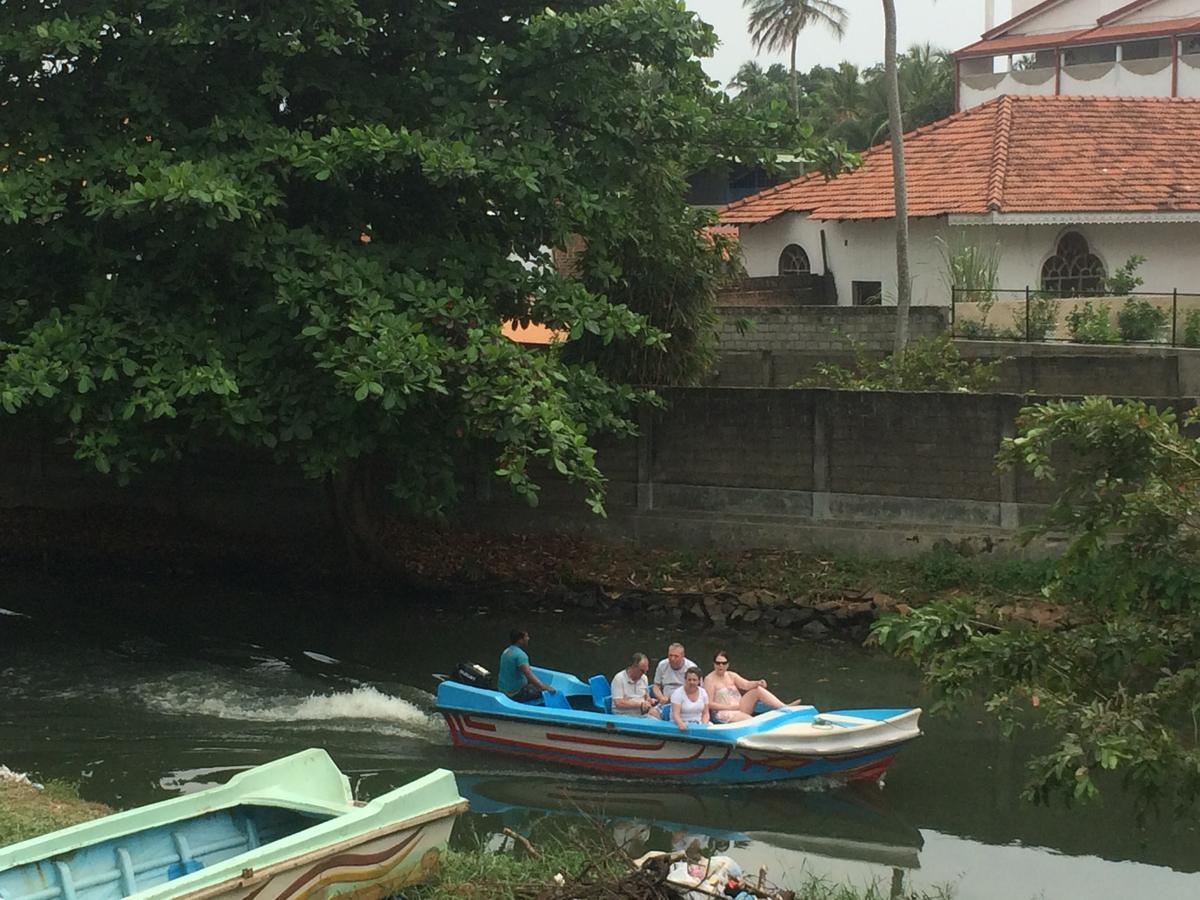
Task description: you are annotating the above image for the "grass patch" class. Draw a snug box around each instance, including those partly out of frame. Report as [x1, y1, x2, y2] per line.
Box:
[0, 778, 111, 847]
[406, 844, 624, 899]
[405, 847, 954, 899]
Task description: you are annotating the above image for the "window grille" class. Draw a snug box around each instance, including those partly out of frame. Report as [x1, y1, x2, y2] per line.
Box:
[1040, 232, 1106, 296]
[778, 244, 811, 276]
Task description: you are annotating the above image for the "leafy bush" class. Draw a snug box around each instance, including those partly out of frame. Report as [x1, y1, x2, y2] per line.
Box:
[1019, 293, 1060, 341]
[1183, 309, 1200, 348]
[1106, 254, 1146, 295]
[796, 334, 1003, 392]
[1066, 301, 1119, 344]
[916, 547, 974, 591]
[876, 398, 1200, 813]
[1116, 297, 1167, 342]
[956, 318, 998, 340]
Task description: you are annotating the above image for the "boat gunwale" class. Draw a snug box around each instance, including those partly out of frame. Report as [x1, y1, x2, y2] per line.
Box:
[0, 750, 356, 870]
[166, 800, 468, 900]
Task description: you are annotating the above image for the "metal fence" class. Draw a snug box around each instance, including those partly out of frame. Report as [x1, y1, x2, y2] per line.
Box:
[950, 287, 1200, 347]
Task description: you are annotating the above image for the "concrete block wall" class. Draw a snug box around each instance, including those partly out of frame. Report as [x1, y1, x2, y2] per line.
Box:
[4, 387, 1193, 559]
[955, 340, 1200, 398]
[475, 388, 1048, 544]
[716, 306, 949, 354]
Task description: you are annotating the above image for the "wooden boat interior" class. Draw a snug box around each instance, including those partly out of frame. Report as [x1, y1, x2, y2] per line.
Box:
[0, 804, 333, 900]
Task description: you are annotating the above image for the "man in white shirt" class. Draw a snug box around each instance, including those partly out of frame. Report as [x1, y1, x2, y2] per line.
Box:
[652, 642, 697, 704]
[611, 652, 659, 717]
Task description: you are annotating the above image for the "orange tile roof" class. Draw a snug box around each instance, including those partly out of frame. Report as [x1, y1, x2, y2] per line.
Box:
[502, 320, 561, 345]
[719, 96, 1200, 224]
[956, 28, 1093, 58]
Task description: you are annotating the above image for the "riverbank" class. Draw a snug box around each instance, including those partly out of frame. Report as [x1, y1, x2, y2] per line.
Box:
[0, 774, 110, 846]
[408, 846, 952, 900]
[0, 506, 1065, 642]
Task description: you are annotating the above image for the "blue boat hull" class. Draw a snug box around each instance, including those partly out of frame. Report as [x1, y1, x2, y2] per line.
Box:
[436, 669, 921, 785]
[442, 709, 902, 784]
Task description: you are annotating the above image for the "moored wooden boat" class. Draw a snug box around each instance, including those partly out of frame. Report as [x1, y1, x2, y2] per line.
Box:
[0, 749, 466, 900]
[437, 666, 921, 785]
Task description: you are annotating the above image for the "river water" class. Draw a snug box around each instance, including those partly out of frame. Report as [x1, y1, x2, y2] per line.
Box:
[2, 573, 1197, 899]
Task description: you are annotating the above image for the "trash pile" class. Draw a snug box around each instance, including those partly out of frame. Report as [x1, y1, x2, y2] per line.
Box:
[532, 846, 795, 900]
[0, 766, 42, 790]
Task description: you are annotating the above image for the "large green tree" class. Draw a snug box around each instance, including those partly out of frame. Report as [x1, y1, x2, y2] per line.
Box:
[0, 1, 817, 563]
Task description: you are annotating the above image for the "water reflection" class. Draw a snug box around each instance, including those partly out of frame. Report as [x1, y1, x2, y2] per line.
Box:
[456, 775, 923, 871]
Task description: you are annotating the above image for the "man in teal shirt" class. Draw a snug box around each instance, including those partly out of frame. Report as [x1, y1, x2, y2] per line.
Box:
[499, 629, 556, 702]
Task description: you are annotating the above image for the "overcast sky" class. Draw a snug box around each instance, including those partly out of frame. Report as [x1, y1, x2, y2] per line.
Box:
[684, 1, 1013, 88]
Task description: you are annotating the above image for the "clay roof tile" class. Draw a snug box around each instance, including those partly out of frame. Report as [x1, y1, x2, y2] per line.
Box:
[719, 96, 1200, 224]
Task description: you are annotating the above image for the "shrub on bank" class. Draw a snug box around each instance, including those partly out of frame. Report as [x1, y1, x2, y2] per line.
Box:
[796, 335, 1003, 392]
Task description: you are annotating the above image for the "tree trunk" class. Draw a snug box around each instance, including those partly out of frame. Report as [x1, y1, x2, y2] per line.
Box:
[790, 38, 799, 115]
[327, 458, 392, 579]
[883, 0, 911, 359]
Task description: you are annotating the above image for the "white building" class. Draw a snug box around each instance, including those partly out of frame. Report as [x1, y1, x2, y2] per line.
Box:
[720, 5, 1200, 309]
[957, 0, 1200, 111]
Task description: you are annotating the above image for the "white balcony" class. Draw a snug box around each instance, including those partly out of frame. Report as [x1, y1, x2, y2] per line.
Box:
[960, 68, 1056, 111]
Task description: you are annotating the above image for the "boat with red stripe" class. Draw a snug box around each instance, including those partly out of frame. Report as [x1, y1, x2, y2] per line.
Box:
[435, 665, 921, 785]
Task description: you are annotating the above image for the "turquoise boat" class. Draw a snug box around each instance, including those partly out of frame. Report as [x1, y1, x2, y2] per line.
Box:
[0, 749, 466, 900]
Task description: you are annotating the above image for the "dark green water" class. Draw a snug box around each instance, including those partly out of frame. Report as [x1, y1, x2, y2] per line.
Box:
[2, 574, 1197, 899]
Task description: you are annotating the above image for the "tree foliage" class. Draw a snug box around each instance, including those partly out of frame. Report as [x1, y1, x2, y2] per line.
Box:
[728, 45, 953, 151]
[742, 0, 848, 113]
[874, 398, 1200, 813]
[0, 1, 826, 535]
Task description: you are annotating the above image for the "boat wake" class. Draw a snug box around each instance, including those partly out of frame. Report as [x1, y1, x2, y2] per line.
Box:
[136, 680, 438, 735]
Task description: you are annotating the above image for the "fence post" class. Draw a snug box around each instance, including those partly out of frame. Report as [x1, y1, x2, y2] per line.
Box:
[1172, 288, 1179, 347]
[950, 286, 957, 335]
[1025, 286, 1031, 342]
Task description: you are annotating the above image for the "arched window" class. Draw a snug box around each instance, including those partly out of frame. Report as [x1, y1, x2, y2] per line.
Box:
[1041, 232, 1106, 296]
[778, 244, 811, 276]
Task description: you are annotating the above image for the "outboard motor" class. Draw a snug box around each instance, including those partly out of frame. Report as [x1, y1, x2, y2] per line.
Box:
[434, 662, 493, 691]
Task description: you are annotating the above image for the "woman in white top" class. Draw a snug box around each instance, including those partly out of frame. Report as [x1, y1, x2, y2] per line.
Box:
[669, 666, 711, 732]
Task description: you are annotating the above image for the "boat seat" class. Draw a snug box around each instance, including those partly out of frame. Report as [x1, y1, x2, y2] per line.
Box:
[587, 675, 612, 714]
[543, 689, 571, 710]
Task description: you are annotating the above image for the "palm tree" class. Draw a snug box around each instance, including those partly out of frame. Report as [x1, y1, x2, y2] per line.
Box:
[743, 0, 849, 114]
[882, 0, 911, 356]
[899, 43, 953, 129]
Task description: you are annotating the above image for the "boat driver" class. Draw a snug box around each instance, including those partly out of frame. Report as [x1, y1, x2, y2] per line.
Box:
[498, 629, 556, 702]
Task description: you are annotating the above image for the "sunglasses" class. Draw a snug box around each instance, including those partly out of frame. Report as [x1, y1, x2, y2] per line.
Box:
[714, 659, 729, 665]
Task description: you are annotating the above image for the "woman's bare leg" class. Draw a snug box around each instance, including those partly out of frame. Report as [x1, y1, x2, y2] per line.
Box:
[715, 709, 752, 724]
[738, 685, 788, 714]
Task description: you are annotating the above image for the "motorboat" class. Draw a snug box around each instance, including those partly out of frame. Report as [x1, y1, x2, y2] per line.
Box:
[435, 665, 921, 785]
